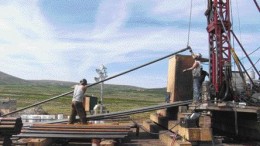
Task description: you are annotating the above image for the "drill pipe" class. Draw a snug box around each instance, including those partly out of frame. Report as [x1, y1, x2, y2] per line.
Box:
[2, 47, 190, 117]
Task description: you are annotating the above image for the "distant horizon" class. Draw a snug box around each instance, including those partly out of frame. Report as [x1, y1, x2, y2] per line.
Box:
[0, 70, 166, 89]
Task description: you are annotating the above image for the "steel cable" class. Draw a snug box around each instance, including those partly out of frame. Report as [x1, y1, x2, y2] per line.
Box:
[187, 0, 193, 47]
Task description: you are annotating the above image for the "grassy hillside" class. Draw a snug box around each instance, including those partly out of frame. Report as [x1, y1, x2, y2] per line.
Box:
[0, 71, 28, 85]
[0, 71, 166, 119]
[0, 84, 166, 120]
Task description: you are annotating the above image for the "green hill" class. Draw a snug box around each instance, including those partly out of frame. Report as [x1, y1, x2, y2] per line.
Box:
[0, 71, 166, 116]
[0, 71, 150, 90]
[0, 71, 28, 85]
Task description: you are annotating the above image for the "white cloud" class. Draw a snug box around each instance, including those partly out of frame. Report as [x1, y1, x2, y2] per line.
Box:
[152, 1, 207, 20]
[0, 0, 259, 87]
[0, 1, 70, 80]
[91, 0, 129, 39]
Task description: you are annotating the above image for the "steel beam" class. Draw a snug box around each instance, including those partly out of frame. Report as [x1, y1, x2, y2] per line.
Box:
[14, 133, 127, 139]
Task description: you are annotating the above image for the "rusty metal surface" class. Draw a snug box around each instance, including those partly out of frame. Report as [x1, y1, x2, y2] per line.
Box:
[25, 127, 129, 132]
[14, 133, 127, 139]
[14, 123, 132, 140]
[0, 117, 23, 135]
[30, 123, 131, 129]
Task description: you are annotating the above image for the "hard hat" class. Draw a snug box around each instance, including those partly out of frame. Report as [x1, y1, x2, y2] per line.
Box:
[195, 53, 202, 59]
[80, 79, 87, 85]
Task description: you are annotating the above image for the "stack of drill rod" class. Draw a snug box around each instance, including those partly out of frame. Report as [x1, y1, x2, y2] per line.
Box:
[14, 123, 132, 140]
[0, 117, 23, 136]
[0, 117, 23, 146]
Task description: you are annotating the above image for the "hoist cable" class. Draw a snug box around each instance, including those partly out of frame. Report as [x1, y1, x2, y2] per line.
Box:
[246, 58, 260, 71]
[187, 0, 193, 47]
[232, 0, 259, 77]
[240, 47, 260, 60]
[235, 0, 243, 44]
[231, 30, 260, 77]
[230, 0, 237, 75]
[1, 47, 190, 117]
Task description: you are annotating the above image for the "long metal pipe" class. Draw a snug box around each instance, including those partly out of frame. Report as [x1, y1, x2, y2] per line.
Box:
[14, 133, 127, 139]
[253, 0, 260, 12]
[2, 47, 190, 117]
[47, 100, 192, 124]
[22, 131, 128, 135]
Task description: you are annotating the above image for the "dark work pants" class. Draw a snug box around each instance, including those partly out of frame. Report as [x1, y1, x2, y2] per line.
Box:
[68, 101, 87, 124]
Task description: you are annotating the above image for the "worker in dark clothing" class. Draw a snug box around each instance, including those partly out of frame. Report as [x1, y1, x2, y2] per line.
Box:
[183, 53, 202, 103]
[200, 68, 209, 85]
[68, 79, 88, 124]
[199, 67, 209, 98]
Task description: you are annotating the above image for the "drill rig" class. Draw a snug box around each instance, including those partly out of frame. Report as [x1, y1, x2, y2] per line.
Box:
[205, 0, 259, 101]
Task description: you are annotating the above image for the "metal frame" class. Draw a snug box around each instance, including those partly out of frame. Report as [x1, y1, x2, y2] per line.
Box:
[207, 0, 231, 93]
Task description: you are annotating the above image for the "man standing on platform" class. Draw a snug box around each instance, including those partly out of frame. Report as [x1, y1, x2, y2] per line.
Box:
[183, 53, 202, 103]
[68, 79, 88, 124]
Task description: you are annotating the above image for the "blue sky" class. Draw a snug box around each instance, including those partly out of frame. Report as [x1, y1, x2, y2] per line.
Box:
[0, 0, 259, 88]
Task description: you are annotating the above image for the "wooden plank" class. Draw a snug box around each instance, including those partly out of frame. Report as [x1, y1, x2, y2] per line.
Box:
[100, 139, 115, 146]
[178, 126, 212, 141]
[156, 107, 179, 120]
[84, 96, 91, 112]
[27, 138, 53, 146]
[167, 55, 194, 102]
[142, 120, 163, 136]
[159, 131, 173, 146]
[168, 120, 179, 132]
[150, 113, 168, 128]
[200, 128, 212, 141]
[167, 56, 176, 97]
[142, 120, 154, 132]
[83, 96, 97, 112]
[172, 140, 192, 146]
[156, 109, 168, 117]
[180, 128, 200, 141]
[159, 131, 192, 146]
[199, 115, 211, 128]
